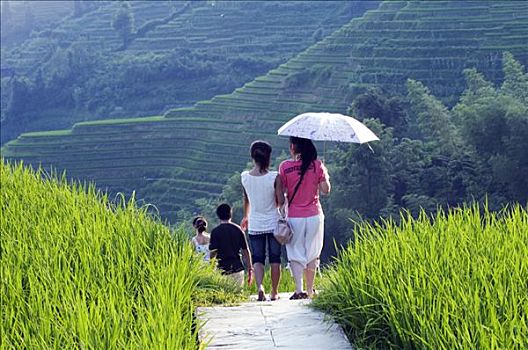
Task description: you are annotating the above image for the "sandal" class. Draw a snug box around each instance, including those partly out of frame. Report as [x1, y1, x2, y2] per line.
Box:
[257, 290, 266, 302]
[289, 292, 308, 300]
[270, 294, 280, 301]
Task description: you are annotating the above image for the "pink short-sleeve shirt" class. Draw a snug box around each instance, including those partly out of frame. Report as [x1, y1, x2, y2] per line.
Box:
[279, 159, 327, 218]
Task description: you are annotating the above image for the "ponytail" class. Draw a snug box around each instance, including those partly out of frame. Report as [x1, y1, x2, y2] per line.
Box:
[192, 216, 208, 233]
[289, 136, 317, 177]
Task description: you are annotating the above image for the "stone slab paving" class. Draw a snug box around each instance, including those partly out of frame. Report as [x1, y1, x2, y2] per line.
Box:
[197, 292, 352, 350]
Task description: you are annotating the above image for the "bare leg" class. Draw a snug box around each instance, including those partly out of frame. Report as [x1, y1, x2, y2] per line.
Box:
[254, 262, 265, 295]
[270, 263, 281, 299]
[304, 259, 317, 297]
[290, 261, 304, 293]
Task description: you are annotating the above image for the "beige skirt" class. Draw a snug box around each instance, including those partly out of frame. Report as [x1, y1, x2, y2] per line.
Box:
[285, 213, 324, 268]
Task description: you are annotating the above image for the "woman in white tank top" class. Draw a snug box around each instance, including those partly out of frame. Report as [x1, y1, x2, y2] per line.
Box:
[191, 216, 210, 261]
[241, 140, 285, 301]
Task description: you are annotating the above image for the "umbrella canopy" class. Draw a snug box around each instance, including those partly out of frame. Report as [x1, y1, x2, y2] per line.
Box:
[277, 112, 379, 143]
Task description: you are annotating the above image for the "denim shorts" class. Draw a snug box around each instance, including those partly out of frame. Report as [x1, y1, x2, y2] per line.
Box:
[248, 232, 281, 265]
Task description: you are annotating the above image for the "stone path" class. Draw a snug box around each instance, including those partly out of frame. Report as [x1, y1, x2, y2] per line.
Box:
[197, 292, 352, 350]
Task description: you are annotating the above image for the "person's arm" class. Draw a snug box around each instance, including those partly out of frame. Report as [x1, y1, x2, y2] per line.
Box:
[209, 231, 218, 260]
[241, 187, 250, 231]
[210, 250, 217, 260]
[239, 228, 253, 285]
[319, 162, 331, 195]
[241, 248, 252, 271]
[274, 175, 285, 208]
[319, 179, 331, 195]
[240, 228, 252, 267]
[278, 163, 289, 208]
[241, 248, 253, 286]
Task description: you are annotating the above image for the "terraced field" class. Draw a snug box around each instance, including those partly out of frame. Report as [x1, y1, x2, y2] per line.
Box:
[2, 1, 73, 25]
[2, 1, 185, 76]
[0, 1, 74, 47]
[3, 1, 366, 75]
[3, 1, 528, 221]
[1, 1, 375, 142]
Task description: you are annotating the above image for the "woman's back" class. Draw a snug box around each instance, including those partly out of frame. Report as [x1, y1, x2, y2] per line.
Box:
[192, 235, 210, 261]
[279, 159, 327, 218]
[241, 170, 279, 232]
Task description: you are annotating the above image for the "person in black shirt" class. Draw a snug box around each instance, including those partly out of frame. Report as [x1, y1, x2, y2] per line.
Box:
[209, 203, 253, 286]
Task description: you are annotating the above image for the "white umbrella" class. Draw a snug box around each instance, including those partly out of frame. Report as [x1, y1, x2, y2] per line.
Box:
[277, 112, 379, 143]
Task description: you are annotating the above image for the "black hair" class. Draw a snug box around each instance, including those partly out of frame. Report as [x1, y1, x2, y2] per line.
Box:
[289, 136, 318, 177]
[250, 140, 272, 173]
[216, 203, 232, 221]
[192, 216, 208, 233]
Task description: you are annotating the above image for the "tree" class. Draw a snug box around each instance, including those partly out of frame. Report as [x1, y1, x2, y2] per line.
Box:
[195, 162, 252, 227]
[6, 77, 32, 119]
[457, 68, 496, 106]
[406, 79, 460, 152]
[112, 1, 135, 49]
[454, 54, 528, 204]
[388, 138, 428, 206]
[219, 171, 245, 223]
[501, 52, 528, 104]
[349, 87, 409, 138]
[327, 119, 393, 242]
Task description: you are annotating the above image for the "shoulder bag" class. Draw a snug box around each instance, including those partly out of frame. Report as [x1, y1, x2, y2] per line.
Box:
[274, 171, 305, 245]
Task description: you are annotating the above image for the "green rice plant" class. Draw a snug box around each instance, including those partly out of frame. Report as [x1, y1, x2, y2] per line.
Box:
[313, 204, 528, 349]
[0, 161, 242, 349]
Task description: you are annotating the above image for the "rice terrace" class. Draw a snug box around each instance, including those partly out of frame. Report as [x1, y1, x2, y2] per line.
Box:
[1, 1, 527, 349]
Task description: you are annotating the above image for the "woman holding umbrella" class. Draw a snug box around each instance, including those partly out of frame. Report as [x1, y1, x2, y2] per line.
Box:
[276, 112, 377, 299]
[279, 136, 331, 299]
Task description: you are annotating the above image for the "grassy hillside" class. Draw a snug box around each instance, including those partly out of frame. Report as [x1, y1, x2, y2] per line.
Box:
[0, 161, 241, 349]
[2, 1, 528, 222]
[1, 1, 376, 142]
[0, 1, 75, 48]
[314, 204, 528, 349]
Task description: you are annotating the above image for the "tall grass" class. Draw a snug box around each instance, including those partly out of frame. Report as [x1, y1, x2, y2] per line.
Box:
[314, 205, 528, 349]
[1, 161, 241, 349]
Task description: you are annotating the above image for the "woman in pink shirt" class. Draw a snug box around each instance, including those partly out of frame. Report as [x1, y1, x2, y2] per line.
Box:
[279, 136, 331, 299]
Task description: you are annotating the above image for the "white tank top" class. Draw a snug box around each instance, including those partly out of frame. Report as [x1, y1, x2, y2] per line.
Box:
[192, 237, 210, 261]
[241, 170, 279, 234]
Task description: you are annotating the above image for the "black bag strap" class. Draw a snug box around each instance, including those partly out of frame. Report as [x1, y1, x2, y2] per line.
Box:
[288, 169, 306, 208]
